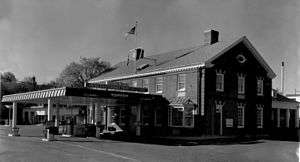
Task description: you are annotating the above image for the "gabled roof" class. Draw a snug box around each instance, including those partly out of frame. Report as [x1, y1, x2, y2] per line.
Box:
[89, 36, 276, 83]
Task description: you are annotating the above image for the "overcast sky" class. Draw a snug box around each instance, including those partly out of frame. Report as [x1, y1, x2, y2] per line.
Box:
[0, 0, 299, 94]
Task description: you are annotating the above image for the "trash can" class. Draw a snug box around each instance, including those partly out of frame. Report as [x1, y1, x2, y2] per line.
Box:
[74, 124, 85, 137]
[85, 124, 96, 137]
[49, 126, 59, 135]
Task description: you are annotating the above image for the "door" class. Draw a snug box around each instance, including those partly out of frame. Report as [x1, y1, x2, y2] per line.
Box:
[129, 105, 141, 136]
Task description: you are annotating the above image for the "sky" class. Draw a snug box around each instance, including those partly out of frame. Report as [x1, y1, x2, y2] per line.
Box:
[0, 0, 299, 94]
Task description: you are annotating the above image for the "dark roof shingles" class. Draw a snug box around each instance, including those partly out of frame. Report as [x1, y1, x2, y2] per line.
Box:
[90, 37, 240, 82]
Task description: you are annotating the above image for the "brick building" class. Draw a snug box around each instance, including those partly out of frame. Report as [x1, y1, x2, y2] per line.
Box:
[89, 30, 276, 136]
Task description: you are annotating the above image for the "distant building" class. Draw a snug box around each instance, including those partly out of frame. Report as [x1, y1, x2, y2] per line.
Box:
[89, 30, 276, 136]
[271, 90, 299, 128]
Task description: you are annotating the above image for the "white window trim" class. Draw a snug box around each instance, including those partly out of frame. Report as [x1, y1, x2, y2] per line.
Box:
[216, 72, 224, 92]
[169, 106, 194, 128]
[237, 104, 245, 128]
[142, 79, 149, 92]
[177, 74, 186, 92]
[156, 77, 163, 93]
[237, 74, 245, 94]
[256, 105, 263, 128]
[132, 80, 137, 87]
[257, 78, 264, 96]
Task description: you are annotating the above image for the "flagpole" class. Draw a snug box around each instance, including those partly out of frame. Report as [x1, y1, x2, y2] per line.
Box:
[135, 20, 138, 48]
[134, 21, 138, 73]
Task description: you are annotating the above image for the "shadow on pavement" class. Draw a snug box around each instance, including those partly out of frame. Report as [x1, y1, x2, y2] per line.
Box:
[96, 135, 266, 146]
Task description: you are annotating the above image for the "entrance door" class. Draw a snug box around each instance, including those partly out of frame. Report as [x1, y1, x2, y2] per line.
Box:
[129, 105, 141, 136]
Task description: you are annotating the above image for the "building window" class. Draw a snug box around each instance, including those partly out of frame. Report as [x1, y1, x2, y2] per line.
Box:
[216, 71, 224, 92]
[237, 104, 245, 128]
[177, 74, 186, 91]
[168, 106, 194, 127]
[237, 74, 245, 94]
[142, 79, 149, 92]
[132, 80, 137, 87]
[256, 105, 263, 128]
[257, 78, 264, 96]
[156, 77, 163, 93]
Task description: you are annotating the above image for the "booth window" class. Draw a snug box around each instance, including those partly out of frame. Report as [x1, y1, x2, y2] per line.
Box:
[256, 105, 263, 128]
[237, 104, 245, 128]
[156, 77, 163, 93]
[177, 74, 186, 91]
[169, 106, 194, 127]
[237, 74, 245, 94]
[142, 79, 149, 92]
[216, 72, 224, 92]
[257, 78, 264, 96]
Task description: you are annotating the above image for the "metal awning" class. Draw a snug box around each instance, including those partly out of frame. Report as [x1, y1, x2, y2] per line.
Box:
[1, 87, 163, 104]
[2, 87, 66, 102]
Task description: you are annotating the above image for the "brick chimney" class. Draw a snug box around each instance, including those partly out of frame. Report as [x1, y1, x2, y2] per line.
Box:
[204, 29, 219, 45]
[128, 47, 144, 61]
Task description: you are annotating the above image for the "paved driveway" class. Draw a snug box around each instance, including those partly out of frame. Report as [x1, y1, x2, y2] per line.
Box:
[0, 125, 298, 162]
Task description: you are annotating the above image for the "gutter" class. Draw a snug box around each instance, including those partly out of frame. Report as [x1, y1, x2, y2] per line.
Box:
[89, 64, 205, 83]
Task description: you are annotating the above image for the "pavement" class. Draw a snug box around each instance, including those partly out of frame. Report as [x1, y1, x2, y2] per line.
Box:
[0, 125, 299, 162]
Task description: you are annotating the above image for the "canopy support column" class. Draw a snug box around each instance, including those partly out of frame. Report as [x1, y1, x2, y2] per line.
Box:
[277, 109, 280, 128]
[88, 103, 94, 124]
[8, 102, 19, 136]
[106, 106, 111, 129]
[296, 107, 299, 128]
[286, 109, 290, 128]
[45, 98, 54, 141]
[95, 103, 100, 138]
[94, 103, 99, 125]
[55, 103, 60, 127]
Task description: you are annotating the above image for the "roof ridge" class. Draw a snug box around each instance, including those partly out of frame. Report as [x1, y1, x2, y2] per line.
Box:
[147, 44, 203, 59]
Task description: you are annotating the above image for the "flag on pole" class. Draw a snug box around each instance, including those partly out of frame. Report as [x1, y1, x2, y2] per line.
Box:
[125, 21, 137, 38]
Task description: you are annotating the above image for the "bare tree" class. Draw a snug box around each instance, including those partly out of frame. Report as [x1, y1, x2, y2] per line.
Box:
[56, 57, 111, 87]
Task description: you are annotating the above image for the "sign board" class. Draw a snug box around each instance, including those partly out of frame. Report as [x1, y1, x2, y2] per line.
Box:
[36, 110, 45, 116]
[226, 118, 233, 127]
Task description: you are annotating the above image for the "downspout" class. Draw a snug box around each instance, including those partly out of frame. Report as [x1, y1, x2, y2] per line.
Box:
[196, 68, 200, 115]
[201, 68, 205, 116]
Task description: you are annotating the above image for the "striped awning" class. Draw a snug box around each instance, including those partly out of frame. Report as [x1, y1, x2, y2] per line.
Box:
[2, 87, 67, 102]
[168, 97, 196, 106]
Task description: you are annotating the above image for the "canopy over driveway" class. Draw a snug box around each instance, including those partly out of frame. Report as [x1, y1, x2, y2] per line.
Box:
[2, 87, 160, 104]
[1, 86, 164, 140]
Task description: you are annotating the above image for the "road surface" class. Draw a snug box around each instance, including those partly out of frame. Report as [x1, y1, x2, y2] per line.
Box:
[0, 125, 298, 162]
